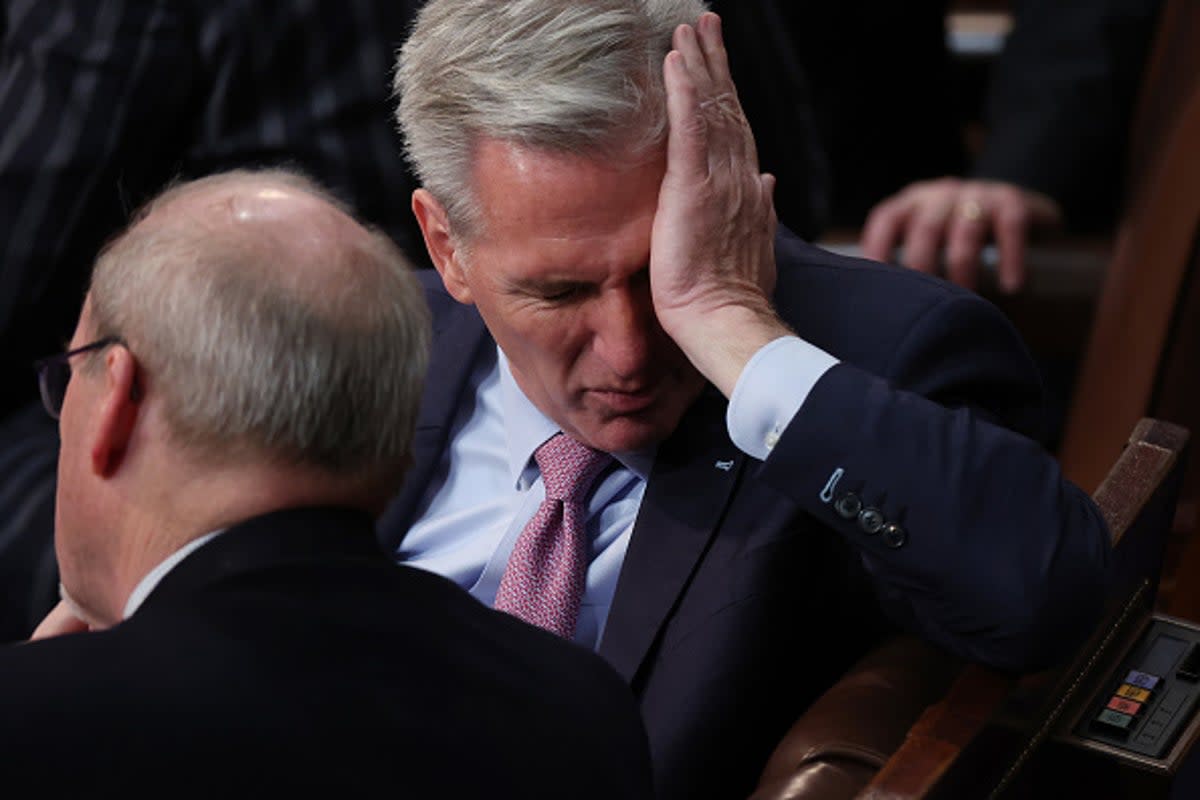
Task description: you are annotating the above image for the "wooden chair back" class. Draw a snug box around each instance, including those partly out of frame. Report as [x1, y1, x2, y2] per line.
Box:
[1057, 0, 1200, 495]
[752, 4, 1199, 796]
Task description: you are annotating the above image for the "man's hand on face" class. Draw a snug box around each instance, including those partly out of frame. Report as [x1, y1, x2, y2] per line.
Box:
[861, 177, 1063, 294]
[29, 600, 90, 641]
[650, 12, 793, 398]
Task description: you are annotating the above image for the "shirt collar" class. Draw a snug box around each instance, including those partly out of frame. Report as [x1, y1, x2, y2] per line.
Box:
[497, 346, 655, 489]
[122, 529, 224, 619]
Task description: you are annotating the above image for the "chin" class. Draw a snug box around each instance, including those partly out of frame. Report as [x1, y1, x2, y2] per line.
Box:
[567, 380, 702, 453]
[575, 410, 682, 454]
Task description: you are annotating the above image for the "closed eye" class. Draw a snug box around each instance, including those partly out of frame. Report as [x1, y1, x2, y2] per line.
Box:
[517, 280, 594, 304]
[541, 285, 583, 302]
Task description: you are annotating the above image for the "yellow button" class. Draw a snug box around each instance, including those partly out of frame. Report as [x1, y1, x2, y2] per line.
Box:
[1116, 684, 1152, 703]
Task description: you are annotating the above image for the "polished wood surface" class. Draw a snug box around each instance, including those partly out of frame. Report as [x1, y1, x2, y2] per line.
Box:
[1049, 0, 1200, 623]
[1056, 0, 1200, 496]
[764, 3, 1198, 795]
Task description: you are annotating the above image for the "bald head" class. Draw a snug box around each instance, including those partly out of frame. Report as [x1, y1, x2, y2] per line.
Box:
[86, 169, 430, 485]
[127, 171, 375, 304]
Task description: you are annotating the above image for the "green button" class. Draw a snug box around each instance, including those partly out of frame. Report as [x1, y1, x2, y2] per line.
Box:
[1096, 708, 1135, 731]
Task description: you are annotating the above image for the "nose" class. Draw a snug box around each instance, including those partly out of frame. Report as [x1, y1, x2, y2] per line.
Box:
[590, 286, 657, 381]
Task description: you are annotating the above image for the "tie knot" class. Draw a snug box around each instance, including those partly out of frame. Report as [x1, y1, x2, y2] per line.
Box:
[534, 433, 613, 502]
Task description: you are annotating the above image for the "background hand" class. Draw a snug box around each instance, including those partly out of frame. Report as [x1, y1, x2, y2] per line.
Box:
[861, 177, 1063, 293]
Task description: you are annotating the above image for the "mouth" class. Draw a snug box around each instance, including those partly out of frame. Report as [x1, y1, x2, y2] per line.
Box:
[587, 387, 658, 414]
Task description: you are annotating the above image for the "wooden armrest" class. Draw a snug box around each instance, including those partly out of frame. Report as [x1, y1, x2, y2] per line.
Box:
[752, 419, 1189, 800]
[860, 419, 1190, 799]
[750, 636, 963, 800]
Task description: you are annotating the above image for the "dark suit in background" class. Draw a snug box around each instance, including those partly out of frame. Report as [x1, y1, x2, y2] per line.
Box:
[715, 0, 1162, 233]
[0, 0, 426, 424]
[0, 507, 653, 798]
[380, 231, 1110, 800]
[973, 0, 1163, 231]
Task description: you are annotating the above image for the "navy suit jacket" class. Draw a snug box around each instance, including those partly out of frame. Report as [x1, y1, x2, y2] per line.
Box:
[379, 231, 1111, 800]
[0, 507, 652, 798]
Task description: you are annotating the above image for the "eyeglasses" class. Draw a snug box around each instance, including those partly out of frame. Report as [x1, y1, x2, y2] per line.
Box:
[33, 337, 124, 420]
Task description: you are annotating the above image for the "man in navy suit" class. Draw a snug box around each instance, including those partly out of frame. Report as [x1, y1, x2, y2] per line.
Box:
[5, 169, 653, 797]
[383, 1, 1111, 798]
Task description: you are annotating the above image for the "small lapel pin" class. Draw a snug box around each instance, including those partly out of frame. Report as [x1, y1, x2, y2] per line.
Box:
[715, 460, 735, 472]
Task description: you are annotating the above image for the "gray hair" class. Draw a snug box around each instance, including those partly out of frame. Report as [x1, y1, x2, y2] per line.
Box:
[87, 169, 431, 488]
[394, 0, 707, 235]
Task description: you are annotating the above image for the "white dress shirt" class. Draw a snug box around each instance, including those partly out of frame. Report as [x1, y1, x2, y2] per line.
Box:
[123, 530, 223, 619]
[400, 336, 838, 650]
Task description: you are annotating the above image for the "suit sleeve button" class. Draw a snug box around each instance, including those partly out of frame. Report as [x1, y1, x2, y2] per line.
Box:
[858, 508, 885, 535]
[881, 523, 907, 548]
[834, 492, 863, 519]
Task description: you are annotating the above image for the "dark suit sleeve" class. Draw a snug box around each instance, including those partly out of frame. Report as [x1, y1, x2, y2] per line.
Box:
[970, 0, 1164, 230]
[758, 290, 1111, 672]
[0, 1, 197, 418]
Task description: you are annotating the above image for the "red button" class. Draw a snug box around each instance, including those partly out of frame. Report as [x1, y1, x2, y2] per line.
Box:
[1107, 696, 1142, 716]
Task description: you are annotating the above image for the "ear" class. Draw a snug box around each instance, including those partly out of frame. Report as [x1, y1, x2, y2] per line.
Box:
[412, 188, 474, 304]
[90, 346, 141, 478]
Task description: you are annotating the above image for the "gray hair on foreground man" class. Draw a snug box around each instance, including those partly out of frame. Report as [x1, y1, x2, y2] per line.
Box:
[87, 169, 429, 484]
[47, 167, 430, 630]
[395, 0, 707, 234]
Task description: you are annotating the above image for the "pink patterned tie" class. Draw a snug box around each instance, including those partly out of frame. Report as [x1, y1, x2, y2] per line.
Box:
[494, 433, 613, 638]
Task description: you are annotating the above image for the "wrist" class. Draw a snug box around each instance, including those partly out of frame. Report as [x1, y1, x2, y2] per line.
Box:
[665, 303, 792, 398]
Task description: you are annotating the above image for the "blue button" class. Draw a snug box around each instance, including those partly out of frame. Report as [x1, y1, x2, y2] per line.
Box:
[1125, 670, 1161, 691]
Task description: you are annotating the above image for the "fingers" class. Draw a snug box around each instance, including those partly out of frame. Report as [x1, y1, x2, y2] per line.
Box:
[760, 172, 779, 294]
[992, 188, 1031, 293]
[945, 194, 989, 290]
[862, 179, 962, 270]
[861, 197, 909, 263]
[861, 179, 1059, 294]
[960, 185, 1059, 294]
[650, 11, 781, 373]
[663, 50, 708, 183]
[672, 20, 713, 96]
[761, 173, 779, 231]
[902, 189, 956, 274]
[29, 600, 90, 641]
[695, 13, 734, 93]
[666, 14, 755, 176]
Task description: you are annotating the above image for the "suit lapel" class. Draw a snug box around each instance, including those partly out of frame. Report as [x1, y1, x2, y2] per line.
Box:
[377, 285, 491, 552]
[598, 386, 749, 684]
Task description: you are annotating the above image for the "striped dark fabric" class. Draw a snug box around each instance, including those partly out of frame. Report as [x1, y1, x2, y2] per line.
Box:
[0, 404, 59, 642]
[0, 0, 425, 422]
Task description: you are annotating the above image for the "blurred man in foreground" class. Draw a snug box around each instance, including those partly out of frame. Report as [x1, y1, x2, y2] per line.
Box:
[2, 169, 653, 798]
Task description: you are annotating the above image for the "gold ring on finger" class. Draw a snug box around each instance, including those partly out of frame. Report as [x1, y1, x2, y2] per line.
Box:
[959, 198, 986, 223]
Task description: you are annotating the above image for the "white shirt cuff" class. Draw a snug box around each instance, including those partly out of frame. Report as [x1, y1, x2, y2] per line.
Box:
[726, 335, 839, 460]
